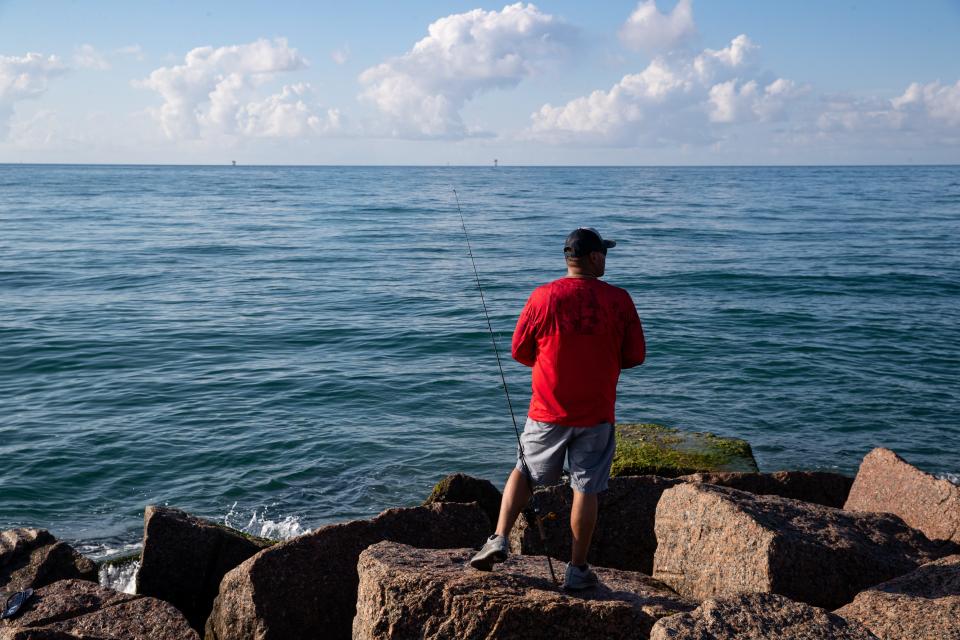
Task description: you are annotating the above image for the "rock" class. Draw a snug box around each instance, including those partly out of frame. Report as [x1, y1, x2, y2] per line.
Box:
[680, 471, 854, 508]
[653, 483, 946, 609]
[650, 593, 879, 640]
[510, 475, 680, 574]
[423, 473, 500, 531]
[0, 578, 197, 640]
[844, 447, 960, 544]
[136, 506, 274, 634]
[1, 529, 96, 593]
[835, 554, 960, 640]
[205, 502, 489, 640]
[353, 541, 695, 640]
[612, 423, 758, 478]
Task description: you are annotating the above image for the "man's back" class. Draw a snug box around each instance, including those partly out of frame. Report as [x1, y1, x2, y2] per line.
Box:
[512, 277, 645, 426]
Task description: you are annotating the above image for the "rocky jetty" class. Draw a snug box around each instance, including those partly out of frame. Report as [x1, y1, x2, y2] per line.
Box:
[679, 470, 853, 508]
[0, 578, 197, 640]
[612, 423, 758, 477]
[0, 529, 96, 593]
[205, 502, 489, 640]
[5, 442, 959, 640]
[353, 541, 694, 640]
[835, 554, 960, 640]
[650, 593, 879, 640]
[845, 447, 960, 544]
[510, 475, 680, 573]
[137, 505, 274, 634]
[653, 482, 947, 609]
[424, 472, 502, 530]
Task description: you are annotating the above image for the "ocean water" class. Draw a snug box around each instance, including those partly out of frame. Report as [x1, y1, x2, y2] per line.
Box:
[1, 164, 958, 556]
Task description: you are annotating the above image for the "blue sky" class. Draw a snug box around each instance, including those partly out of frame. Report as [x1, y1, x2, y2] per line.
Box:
[1, 1, 958, 164]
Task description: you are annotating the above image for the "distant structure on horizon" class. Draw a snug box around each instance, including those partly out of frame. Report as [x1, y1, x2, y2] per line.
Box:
[232, 160, 236, 166]
[493, 159, 498, 168]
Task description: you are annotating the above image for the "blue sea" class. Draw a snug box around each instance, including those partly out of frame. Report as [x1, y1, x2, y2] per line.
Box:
[1, 165, 958, 559]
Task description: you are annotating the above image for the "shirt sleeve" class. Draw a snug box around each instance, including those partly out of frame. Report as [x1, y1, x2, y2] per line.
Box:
[511, 294, 539, 367]
[621, 294, 646, 369]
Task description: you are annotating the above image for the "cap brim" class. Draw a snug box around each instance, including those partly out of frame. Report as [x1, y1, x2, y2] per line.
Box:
[602, 239, 616, 248]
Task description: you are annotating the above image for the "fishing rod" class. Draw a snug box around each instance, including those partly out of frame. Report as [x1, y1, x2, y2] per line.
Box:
[452, 189, 558, 586]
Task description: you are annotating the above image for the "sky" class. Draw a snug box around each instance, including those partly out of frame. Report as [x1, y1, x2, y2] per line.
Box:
[1, 0, 958, 165]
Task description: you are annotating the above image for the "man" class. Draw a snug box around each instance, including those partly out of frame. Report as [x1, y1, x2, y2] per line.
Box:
[470, 227, 646, 590]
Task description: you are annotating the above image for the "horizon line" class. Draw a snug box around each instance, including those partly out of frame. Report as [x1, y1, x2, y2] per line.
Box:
[1, 162, 958, 169]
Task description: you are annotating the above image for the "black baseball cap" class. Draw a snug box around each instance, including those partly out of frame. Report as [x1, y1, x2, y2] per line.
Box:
[563, 227, 616, 258]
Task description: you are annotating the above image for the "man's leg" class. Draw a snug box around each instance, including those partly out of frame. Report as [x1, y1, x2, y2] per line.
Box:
[495, 468, 532, 537]
[563, 422, 614, 589]
[570, 489, 598, 566]
[471, 420, 567, 572]
[471, 468, 534, 570]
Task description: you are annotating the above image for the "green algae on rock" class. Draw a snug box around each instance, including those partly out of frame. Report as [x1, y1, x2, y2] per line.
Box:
[611, 423, 758, 478]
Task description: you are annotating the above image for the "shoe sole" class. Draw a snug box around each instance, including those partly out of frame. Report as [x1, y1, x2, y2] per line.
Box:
[469, 550, 507, 571]
[562, 581, 599, 591]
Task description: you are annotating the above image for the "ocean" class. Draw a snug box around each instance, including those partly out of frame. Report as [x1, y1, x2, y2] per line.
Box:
[1, 164, 958, 560]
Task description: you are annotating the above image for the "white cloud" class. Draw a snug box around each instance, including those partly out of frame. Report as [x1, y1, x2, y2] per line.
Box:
[359, 2, 576, 138]
[891, 80, 960, 127]
[619, 0, 696, 53]
[237, 83, 342, 137]
[0, 52, 68, 137]
[815, 80, 960, 140]
[708, 77, 801, 123]
[528, 34, 793, 145]
[137, 37, 339, 139]
[693, 34, 758, 83]
[74, 44, 110, 70]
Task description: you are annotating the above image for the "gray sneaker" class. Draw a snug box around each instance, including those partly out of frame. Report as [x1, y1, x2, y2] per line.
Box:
[470, 534, 508, 571]
[563, 563, 599, 590]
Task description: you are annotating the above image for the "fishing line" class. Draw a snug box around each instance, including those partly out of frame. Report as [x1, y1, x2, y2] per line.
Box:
[453, 188, 558, 586]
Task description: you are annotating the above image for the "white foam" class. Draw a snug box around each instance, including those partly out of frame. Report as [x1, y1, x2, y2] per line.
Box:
[76, 541, 142, 561]
[222, 502, 310, 540]
[99, 560, 140, 594]
[938, 472, 960, 486]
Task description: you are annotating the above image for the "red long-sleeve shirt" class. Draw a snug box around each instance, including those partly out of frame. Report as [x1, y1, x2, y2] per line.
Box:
[511, 277, 645, 427]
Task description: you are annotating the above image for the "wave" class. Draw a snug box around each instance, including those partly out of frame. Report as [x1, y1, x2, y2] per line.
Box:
[94, 506, 308, 593]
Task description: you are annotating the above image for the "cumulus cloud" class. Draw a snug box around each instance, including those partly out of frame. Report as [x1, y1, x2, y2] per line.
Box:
[891, 80, 960, 127]
[359, 2, 576, 138]
[137, 37, 339, 139]
[528, 33, 795, 145]
[619, 0, 696, 53]
[708, 77, 800, 123]
[816, 80, 960, 138]
[74, 44, 110, 70]
[0, 52, 68, 137]
[237, 83, 342, 137]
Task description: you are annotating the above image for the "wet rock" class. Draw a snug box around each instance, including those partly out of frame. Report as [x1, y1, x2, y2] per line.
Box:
[205, 502, 489, 640]
[612, 423, 757, 478]
[835, 554, 960, 640]
[0, 578, 197, 640]
[423, 473, 500, 531]
[136, 505, 274, 634]
[653, 483, 945, 609]
[354, 541, 695, 640]
[680, 471, 854, 508]
[650, 592, 879, 640]
[0, 529, 96, 593]
[511, 475, 680, 573]
[845, 447, 960, 544]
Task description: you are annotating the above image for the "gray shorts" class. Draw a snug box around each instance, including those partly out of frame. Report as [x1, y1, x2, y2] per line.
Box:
[515, 418, 616, 494]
